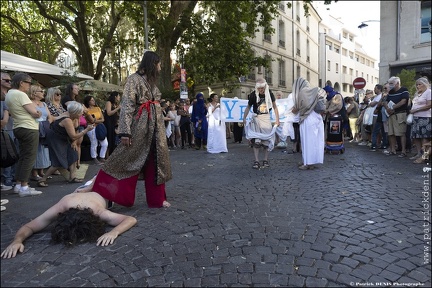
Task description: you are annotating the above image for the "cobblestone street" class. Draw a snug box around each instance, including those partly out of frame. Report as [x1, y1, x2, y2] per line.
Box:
[1, 141, 431, 287]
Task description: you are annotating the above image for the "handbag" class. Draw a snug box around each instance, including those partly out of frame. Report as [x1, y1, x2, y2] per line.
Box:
[38, 120, 51, 145]
[406, 113, 414, 125]
[95, 123, 107, 140]
[1, 130, 19, 168]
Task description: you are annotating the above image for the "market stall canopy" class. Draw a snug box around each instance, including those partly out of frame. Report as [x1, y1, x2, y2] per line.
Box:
[0, 50, 93, 87]
[77, 79, 122, 93]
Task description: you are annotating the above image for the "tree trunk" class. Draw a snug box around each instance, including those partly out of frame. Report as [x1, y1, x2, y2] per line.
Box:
[156, 40, 173, 94]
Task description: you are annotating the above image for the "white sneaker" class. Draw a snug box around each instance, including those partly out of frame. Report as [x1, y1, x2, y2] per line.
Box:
[358, 142, 368, 146]
[19, 187, 43, 197]
[1, 199, 9, 205]
[13, 185, 21, 193]
[1, 184, 13, 191]
[1, 206, 5, 212]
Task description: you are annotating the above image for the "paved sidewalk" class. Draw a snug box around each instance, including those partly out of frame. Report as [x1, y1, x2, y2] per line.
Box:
[1, 141, 431, 287]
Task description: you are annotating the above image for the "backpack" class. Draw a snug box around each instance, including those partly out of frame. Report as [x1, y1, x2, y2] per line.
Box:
[1, 130, 19, 168]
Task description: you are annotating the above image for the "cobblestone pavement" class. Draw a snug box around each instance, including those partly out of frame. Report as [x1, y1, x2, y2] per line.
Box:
[1, 140, 431, 287]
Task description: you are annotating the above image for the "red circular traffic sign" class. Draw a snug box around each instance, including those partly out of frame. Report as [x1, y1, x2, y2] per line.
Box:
[353, 77, 366, 89]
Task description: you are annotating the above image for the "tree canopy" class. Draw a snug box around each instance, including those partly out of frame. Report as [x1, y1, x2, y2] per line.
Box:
[1, 0, 335, 95]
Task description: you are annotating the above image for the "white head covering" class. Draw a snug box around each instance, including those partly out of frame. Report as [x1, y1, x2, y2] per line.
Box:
[255, 78, 273, 114]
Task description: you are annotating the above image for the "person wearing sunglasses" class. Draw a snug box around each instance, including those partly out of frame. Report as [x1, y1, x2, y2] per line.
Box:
[5, 73, 43, 197]
[1, 72, 16, 193]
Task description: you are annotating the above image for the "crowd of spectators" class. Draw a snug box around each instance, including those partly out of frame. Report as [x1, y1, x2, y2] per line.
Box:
[345, 76, 431, 163]
[0, 72, 123, 207]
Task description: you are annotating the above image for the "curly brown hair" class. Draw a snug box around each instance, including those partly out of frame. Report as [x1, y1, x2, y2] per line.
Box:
[51, 208, 106, 247]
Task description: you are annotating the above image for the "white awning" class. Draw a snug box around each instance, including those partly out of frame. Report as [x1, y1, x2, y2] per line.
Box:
[1, 50, 93, 87]
[77, 80, 122, 93]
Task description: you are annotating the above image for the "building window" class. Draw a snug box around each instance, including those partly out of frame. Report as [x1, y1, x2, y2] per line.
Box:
[247, 67, 256, 81]
[278, 60, 286, 86]
[306, 39, 310, 62]
[306, 16, 310, 33]
[342, 65, 347, 74]
[334, 45, 340, 53]
[343, 83, 348, 91]
[279, 2, 285, 12]
[307, 71, 310, 81]
[279, 20, 285, 47]
[296, 1, 301, 22]
[296, 30, 301, 56]
[327, 60, 331, 71]
[349, 68, 353, 75]
[342, 48, 347, 57]
[336, 63, 339, 73]
[349, 52, 354, 59]
[264, 56, 272, 84]
[421, 0, 431, 43]
[356, 70, 358, 77]
[264, 33, 271, 42]
[326, 41, 332, 50]
[342, 32, 347, 39]
[297, 65, 301, 78]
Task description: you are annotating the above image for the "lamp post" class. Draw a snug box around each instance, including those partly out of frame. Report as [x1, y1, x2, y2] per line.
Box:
[143, 1, 149, 49]
[105, 45, 114, 83]
[358, 20, 380, 29]
[115, 31, 121, 84]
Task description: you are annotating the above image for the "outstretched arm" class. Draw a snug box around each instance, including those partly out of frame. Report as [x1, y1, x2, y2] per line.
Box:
[1, 202, 64, 258]
[96, 210, 137, 246]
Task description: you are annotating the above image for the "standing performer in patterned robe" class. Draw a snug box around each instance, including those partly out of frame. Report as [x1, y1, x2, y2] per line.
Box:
[90, 51, 172, 208]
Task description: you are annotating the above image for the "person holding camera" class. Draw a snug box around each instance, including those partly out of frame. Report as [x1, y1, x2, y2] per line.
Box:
[37, 101, 94, 187]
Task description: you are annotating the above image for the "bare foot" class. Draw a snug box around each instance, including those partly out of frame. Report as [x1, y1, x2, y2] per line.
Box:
[73, 176, 96, 193]
[162, 201, 171, 208]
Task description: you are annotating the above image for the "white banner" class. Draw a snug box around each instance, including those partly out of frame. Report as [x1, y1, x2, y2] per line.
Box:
[220, 97, 291, 123]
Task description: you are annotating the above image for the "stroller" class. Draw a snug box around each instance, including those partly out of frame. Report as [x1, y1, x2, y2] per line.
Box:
[325, 114, 345, 154]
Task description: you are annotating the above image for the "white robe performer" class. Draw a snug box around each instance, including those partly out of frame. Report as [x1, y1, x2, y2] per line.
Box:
[207, 102, 228, 153]
[292, 78, 325, 168]
[244, 80, 278, 151]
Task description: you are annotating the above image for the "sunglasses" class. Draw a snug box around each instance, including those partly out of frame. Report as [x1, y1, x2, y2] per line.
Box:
[2, 79, 11, 83]
[22, 80, 32, 84]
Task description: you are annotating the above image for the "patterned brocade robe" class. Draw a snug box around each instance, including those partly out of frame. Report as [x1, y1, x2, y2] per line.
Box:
[101, 73, 172, 185]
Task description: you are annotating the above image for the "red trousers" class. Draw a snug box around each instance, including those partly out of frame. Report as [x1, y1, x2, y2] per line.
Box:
[92, 152, 166, 208]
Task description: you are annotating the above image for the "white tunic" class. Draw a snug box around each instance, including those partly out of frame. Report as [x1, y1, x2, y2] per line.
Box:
[207, 103, 228, 153]
[300, 111, 325, 165]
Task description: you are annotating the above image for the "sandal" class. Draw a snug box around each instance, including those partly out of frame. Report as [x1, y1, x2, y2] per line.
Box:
[414, 157, 426, 164]
[398, 153, 407, 158]
[252, 161, 260, 169]
[299, 165, 309, 170]
[68, 177, 84, 183]
[262, 160, 270, 168]
[30, 175, 42, 181]
[37, 180, 48, 187]
[384, 150, 396, 156]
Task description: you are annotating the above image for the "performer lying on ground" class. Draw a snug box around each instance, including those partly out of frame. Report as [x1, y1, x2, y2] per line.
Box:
[1, 190, 137, 259]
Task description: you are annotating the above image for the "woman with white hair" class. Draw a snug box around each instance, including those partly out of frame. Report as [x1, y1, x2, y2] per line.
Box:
[242, 78, 280, 169]
[292, 77, 326, 170]
[409, 77, 431, 163]
[37, 101, 94, 186]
